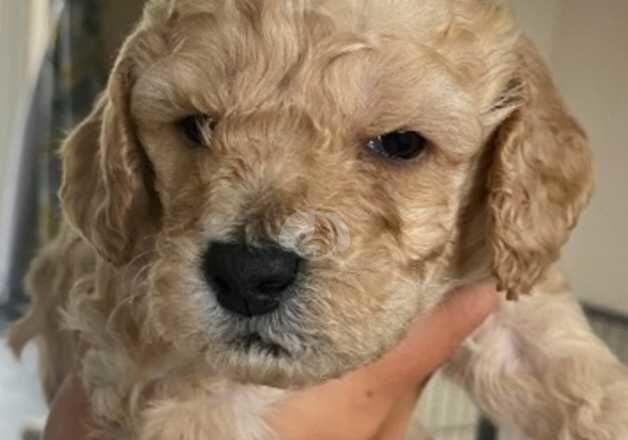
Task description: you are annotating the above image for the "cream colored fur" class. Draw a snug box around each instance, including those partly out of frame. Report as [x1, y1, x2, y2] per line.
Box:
[7, 0, 628, 439]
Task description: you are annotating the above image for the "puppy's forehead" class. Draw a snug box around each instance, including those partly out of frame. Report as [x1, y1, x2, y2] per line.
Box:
[156, 0, 454, 35]
[131, 0, 490, 155]
[138, 0, 469, 114]
[318, 0, 452, 34]
[155, 0, 459, 78]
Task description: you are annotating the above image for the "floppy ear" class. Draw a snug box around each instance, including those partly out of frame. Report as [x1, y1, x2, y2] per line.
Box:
[60, 43, 158, 265]
[488, 38, 593, 299]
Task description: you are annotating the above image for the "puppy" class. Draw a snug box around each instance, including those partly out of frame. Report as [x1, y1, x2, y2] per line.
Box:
[9, 0, 628, 439]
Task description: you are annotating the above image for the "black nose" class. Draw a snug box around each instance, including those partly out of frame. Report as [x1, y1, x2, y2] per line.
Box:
[202, 242, 301, 317]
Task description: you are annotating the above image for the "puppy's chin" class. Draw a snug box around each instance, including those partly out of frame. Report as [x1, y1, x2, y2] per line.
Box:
[207, 345, 359, 389]
[196, 278, 431, 387]
[205, 318, 414, 389]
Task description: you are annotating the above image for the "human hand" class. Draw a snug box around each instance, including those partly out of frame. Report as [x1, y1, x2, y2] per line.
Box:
[267, 281, 499, 440]
[44, 282, 498, 440]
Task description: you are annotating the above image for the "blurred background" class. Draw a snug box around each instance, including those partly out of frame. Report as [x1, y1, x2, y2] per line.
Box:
[0, 1, 626, 440]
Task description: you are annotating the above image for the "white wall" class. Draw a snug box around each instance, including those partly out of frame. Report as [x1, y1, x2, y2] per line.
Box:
[511, 0, 628, 314]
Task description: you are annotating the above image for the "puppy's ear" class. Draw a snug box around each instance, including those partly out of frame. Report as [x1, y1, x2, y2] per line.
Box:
[488, 39, 593, 299]
[60, 38, 157, 265]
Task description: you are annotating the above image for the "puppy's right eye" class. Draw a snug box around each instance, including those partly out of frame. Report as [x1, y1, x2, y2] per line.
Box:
[367, 130, 427, 161]
[178, 115, 216, 147]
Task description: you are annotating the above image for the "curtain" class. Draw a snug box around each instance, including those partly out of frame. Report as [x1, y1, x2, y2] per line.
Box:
[41, 0, 108, 240]
[0, 0, 107, 318]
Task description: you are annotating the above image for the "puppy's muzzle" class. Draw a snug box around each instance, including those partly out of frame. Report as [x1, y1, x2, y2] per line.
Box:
[202, 242, 302, 317]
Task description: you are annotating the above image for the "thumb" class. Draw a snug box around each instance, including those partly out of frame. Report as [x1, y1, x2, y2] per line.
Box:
[364, 281, 499, 393]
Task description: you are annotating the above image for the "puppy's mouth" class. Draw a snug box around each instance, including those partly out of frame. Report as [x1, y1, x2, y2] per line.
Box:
[232, 332, 292, 359]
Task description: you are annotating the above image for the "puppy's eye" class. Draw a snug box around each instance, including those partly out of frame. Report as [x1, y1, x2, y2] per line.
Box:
[178, 115, 216, 147]
[367, 131, 427, 160]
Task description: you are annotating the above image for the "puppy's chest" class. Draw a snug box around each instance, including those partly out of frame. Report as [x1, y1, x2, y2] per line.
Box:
[83, 354, 287, 439]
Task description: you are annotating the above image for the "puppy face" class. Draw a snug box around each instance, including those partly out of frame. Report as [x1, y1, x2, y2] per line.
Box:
[60, 0, 592, 386]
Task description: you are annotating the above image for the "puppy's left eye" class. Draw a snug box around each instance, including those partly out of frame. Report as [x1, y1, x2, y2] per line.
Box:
[178, 115, 216, 147]
[367, 131, 427, 160]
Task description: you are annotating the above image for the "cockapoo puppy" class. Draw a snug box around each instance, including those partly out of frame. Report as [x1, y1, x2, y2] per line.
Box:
[9, 0, 628, 439]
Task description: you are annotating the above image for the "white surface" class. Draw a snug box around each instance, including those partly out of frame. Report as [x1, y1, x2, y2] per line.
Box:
[0, 338, 47, 440]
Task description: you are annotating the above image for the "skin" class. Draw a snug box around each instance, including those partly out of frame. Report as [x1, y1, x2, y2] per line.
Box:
[44, 282, 498, 440]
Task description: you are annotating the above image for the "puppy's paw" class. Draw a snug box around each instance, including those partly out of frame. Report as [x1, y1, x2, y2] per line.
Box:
[564, 376, 628, 440]
[404, 421, 434, 440]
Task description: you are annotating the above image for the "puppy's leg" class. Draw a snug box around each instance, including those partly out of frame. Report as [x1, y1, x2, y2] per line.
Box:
[405, 422, 433, 440]
[444, 287, 628, 440]
[8, 229, 90, 403]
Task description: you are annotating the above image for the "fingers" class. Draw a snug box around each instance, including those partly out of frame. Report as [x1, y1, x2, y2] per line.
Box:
[43, 375, 92, 440]
[268, 282, 499, 440]
[363, 281, 499, 393]
[428, 280, 500, 354]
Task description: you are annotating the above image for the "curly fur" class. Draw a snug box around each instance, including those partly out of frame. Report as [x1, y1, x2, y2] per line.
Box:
[7, 0, 627, 439]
